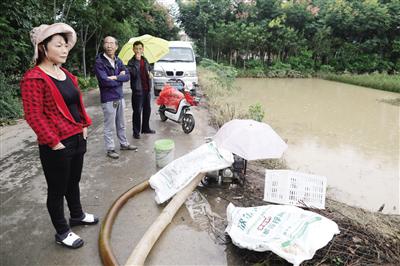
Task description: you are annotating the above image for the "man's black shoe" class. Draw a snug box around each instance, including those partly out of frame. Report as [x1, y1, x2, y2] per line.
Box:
[133, 133, 140, 139]
[142, 129, 156, 134]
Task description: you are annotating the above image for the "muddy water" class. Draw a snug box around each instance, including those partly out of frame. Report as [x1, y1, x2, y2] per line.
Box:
[231, 78, 399, 214]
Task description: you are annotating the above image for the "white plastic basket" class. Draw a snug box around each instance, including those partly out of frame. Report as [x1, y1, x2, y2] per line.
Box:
[264, 170, 327, 209]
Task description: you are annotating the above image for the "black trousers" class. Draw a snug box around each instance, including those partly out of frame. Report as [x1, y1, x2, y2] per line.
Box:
[131, 92, 151, 135]
[39, 133, 86, 235]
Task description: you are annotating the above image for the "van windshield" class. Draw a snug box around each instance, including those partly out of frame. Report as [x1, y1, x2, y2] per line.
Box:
[159, 47, 194, 62]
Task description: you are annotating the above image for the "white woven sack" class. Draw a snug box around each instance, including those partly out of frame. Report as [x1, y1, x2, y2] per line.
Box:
[149, 141, 233, 204]
[226, 203, 339, 266]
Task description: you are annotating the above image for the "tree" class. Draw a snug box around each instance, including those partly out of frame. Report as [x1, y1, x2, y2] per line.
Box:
[178, 0, 233, 58]
[0, 1, 52, 74]
[67, 0, 98, 78]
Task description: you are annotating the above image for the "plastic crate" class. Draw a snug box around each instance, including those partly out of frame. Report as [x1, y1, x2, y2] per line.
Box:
[263, 170, 327, 209]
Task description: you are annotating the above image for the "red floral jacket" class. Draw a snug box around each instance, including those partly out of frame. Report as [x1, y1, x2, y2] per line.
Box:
[20, 66, 92, 147]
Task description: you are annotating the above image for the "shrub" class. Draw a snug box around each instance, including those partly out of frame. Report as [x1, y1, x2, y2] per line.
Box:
[287, 50, 314, 73]
[265, 61, 304, 78]
[393, 59, 400, 72]
[248, 103, 265, 122]
[270, 61, 292, 72]
[237, 67, 266, 78]
[347, 54, 393, 73]
[319, 64, 335, 73]
[332, 49, 393, 74]
[77, 76, 98, 91]
[245, 59, 264, 69]
[0, 72, 23, 125]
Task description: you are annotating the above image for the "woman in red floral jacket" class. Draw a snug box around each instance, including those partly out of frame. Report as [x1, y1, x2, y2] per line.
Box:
[20, 23, 98, 249]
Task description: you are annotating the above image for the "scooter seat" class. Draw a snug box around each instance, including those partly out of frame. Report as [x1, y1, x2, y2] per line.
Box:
[165, 107, 176, 113]
[160, 105, 178, 114]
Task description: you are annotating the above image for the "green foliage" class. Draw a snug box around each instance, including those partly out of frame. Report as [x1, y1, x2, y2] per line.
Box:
[237, 59, 266, 77]
[248, 103, 265, 122]
[319, 64, 335, 73]
[332, 42, 394, 73]
[77, 76, 98, 91]
[246, 59, 264, 69]
[330, 256, 344, 266]
[321, 72, 400, 93]
[178, 0, 232, 56]
[0, 1, 51, 74]
[178, 0, 400, 75]
[287, 50, 314, 73]
[0, 73, 23, 124]
[266, 61, 303, 78]
[0, 0, 178, 78]
[394, 59, 400, 72]
[200, 58, 238, 86]
[0, 0, 179, 123]
[270, 61, 292, 72]
[237, 68, 266, 78]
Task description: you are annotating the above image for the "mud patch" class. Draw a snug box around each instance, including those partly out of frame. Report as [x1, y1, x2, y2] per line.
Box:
[185, 190, 228, 245]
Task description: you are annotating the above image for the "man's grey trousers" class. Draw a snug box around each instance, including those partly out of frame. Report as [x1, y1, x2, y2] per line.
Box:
[101, 99, 129, 151]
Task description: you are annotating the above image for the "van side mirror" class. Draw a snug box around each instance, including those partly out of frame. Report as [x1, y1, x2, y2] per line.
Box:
[195, 55, 201, 64]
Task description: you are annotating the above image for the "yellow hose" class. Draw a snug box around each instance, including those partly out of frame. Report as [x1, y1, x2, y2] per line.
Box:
[99, 180, 150, 266]
[99, 174, 205, 266]
[125, 173, 204, 266]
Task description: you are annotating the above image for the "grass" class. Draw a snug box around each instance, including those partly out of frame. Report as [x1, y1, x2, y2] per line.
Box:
[319, 72, 400, 93]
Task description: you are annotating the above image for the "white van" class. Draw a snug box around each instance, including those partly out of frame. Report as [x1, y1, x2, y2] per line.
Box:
[153, 41, 198, 96]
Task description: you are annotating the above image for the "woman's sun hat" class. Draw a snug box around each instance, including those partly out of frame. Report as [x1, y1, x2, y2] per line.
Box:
[29, 22, 77, 62]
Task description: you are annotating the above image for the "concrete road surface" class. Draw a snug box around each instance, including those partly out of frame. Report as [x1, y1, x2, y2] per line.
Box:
[0, 87, 234, 265]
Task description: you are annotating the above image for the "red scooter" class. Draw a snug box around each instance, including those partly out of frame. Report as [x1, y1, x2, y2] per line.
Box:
[156, 79, 199, 134]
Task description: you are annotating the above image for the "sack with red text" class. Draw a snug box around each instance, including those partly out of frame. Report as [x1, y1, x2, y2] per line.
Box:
[225, 203, 339, 266]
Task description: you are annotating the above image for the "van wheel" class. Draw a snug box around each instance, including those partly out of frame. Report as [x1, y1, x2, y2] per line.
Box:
[182, 113, 195, 134]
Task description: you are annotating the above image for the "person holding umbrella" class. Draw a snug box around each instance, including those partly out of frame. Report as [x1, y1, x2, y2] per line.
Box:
[127, 41, 156, 139]
[94, 36, 137, 158]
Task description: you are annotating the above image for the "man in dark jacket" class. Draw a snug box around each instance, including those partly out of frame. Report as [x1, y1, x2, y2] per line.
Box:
[94, 36, 137, 159]
[127, 41, 155, 139]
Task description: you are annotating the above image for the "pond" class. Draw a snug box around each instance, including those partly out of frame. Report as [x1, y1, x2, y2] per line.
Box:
[231, 78, 399, 214]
